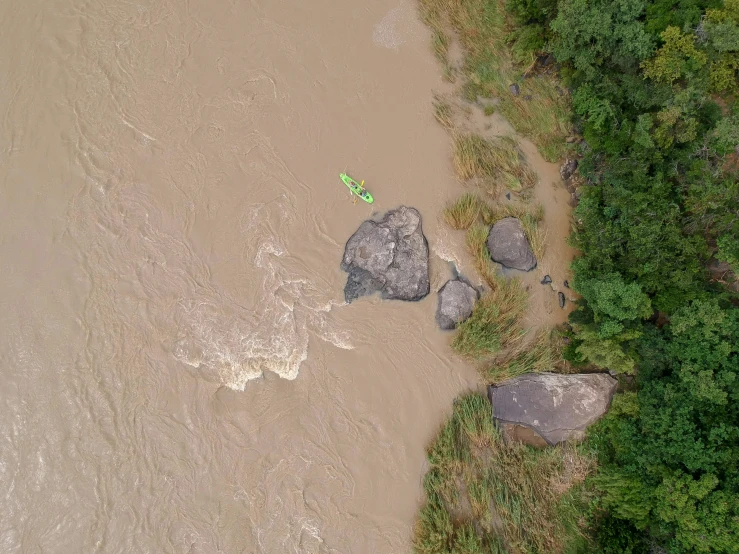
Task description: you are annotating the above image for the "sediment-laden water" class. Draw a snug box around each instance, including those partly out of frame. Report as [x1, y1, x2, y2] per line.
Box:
[0, 0, 573, 552]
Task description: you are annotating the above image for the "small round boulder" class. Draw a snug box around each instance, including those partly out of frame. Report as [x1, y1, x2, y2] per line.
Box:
[436, 278, 479, 330]
[486, 217, 537, 272]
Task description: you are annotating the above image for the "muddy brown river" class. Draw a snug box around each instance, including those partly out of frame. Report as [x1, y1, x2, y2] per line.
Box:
[0, 0, 577, 552]
[0, 0, 490, 551]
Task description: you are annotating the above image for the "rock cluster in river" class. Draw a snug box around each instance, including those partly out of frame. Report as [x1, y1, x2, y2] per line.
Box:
[486, 217, 537, 271]
[488, 372, 618, 446]
[436, 277, 479, 330]
[341, 206, 430, 303]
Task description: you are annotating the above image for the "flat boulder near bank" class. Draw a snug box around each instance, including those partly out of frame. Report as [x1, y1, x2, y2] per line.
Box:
[488, 372, 618, 446]
[341, 206, 430, 303]
[486, 217, 536, 272]
[436, 277, 479, 330]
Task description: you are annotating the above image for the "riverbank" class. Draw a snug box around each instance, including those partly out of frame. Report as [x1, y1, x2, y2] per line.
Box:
[412, 0, 597, 550]
[414, 0, 739, 551]
[419, 0, 584, 383]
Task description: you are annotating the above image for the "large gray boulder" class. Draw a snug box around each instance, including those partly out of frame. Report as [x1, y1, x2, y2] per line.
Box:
[341, 206, 430, 303]
[436, 278, 479, 330]
[488, 373, 618, 446]
[487, 217, 536, 271]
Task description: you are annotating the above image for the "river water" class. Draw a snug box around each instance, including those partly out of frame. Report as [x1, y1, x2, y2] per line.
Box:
[0, 0, 487, 552]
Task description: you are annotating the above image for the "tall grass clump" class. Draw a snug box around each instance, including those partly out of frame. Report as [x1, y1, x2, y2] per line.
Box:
[414, 393, 594, 554]
[465, 223, 498, 287]
[482, 327, 558, 383]
[521, 211, 547, 261]
[452, 281, 528, 359]
[453, 134, 537, 194]
[481, 202, 544, 225]
[444, 193, 484, 229]
[418, 0, 571, 160]
[432, 93, 454, 130]
[457, 224, 529, 359]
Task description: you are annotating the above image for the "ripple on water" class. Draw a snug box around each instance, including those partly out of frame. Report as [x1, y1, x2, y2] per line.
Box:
[372, 0, 424, 50]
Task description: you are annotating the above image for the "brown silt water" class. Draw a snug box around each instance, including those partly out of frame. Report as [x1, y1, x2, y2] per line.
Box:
[0, 0, 575, 552]
[0, 0, 484, 551]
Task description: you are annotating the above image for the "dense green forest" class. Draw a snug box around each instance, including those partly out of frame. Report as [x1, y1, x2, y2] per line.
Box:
[506, 0, 739, 550]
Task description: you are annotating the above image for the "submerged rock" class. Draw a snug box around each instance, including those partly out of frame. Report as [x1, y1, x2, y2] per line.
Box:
[541, 274, 552, 285]
[560, 158, 578, 181]
[488, 373, 618, 446]
[558, 291, 566, 308]
[486, 217, 537, 272]
[341, 206, 429, 303]
[436, 277, 479, 330]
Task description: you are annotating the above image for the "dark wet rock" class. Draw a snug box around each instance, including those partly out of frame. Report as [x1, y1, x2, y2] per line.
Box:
[341, 206, 429, 303]
[560, 159, 579, 181]
[540, 274, 552, 285]
[537, 53, 554, 67]
[486, 217, 537, 272]
[488, 373, 618, 446]
[509, 83, 520, 96]
[505, 192, 511, 200]
[564, 280, 569, 289]
[448, 260, 460, 280]
[558, 291, 566, 308]
[436, 277, 479, 330]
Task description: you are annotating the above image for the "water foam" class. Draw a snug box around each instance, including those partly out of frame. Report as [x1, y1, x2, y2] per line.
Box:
[372, 0, 423, 50]
[172, 209, 350, 390]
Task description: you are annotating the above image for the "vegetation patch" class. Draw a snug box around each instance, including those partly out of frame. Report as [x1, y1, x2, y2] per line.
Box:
[433, 93, 455, 130]
[465, 222, 501, 289]
[418, 0, 572, 160]
[482, 327, 558, 384]
[424, 0, 739, 549]
[446, 202, 547, 363]
[452, 133, 537, 195]
[444, 193, 485, 230]
[414, 393, 594, 554]
[452, 282, 528, 359]
[502, 0, 739, 549]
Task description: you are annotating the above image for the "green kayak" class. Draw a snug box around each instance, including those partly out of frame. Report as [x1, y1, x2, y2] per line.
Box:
[340, 173, 374, 204]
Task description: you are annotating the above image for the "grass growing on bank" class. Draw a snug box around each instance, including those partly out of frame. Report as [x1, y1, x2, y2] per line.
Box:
[452, 134, 537, 195]
[482, 328, 557, 384]
[444, 193, 485, 230]
[418, 0, 571, 161]
[448, 199, 550, 362]
[453, 223, 529, 360]
[464, 223, 499, 289]
[432, 93, 455, 130]
[452, 284, 528, 359]
[452, 195, 547, 272]
[414, 393, 593, 554]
